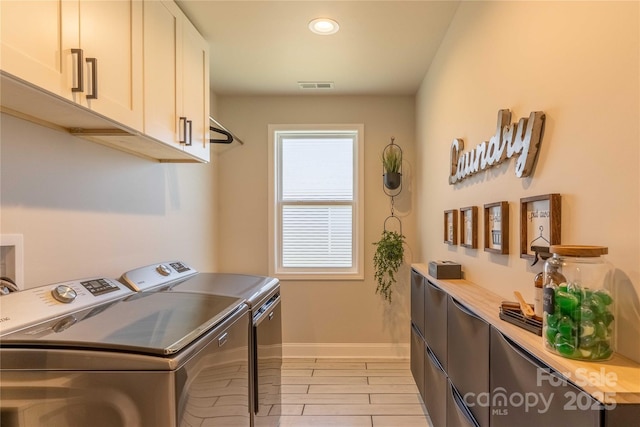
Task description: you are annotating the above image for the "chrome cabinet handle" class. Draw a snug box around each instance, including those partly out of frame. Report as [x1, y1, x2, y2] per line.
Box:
[186, 120, 192, 146]
[86, 57, 98, 99]
[268, 311, 274, 320]
[179, 117, 187, 143]
[71, 48, 84, 92]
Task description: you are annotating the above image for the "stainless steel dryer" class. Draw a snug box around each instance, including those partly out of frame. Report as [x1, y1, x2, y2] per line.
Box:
[121, 261, 282, 427]
[0, 277, 249, 427]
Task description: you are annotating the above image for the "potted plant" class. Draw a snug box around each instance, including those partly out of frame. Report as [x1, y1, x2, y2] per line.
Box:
[373, 229, 405, 302]
[382, 145, 402, 190]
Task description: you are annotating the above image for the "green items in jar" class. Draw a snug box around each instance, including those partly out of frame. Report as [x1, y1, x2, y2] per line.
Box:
[543, 283, 614, 360]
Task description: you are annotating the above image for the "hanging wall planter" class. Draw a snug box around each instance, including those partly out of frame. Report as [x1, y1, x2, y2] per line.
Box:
[382, 138, 402, 191]
[374, 136, 405, 303]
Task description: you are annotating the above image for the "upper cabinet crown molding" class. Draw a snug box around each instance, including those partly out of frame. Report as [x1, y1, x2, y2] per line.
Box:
[0, 0, 210, 163]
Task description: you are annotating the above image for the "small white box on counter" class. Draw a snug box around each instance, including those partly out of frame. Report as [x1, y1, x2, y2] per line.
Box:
[428, 261, 462, 279]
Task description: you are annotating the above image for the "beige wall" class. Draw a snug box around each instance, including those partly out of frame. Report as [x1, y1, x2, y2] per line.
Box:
[216, 96, 416, 355]
[415, 1, 640, 362]
[0, 92, 220, 285]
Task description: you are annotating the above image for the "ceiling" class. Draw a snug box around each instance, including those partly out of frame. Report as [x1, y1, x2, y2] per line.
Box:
[176, 1, 460, 96]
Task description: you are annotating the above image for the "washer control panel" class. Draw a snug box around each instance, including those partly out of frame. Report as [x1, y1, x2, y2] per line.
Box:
[120, 261, 198, 292]
[0, 277, 133, 336]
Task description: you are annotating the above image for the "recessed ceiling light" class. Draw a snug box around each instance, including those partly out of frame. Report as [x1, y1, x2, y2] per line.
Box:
[308, 18, 340, 35]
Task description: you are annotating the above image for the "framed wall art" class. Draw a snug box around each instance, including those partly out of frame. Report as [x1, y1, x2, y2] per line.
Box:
[484, 201, 509, 254]
[520, 193, 561, 260]
[444, 209, 458, 245]
[460, 206, 478, 249]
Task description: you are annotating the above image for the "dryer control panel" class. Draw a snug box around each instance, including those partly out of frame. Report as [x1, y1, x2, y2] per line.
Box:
[120, 261, 198, 292]
[0, 277, 133, 336]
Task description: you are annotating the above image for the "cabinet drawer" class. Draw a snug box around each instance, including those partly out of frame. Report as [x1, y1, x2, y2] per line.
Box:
[411, 269, 425, 337]
[425, 280, 448, 371]
[490, 327, 601, 427]
[410, 325, 425, 401]
[425, 345, 448, 427]
[447, 380, 480, 427]
[447, 296, 489, 427]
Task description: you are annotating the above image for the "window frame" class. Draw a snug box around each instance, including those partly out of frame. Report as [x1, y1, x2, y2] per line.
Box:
[268, 124, 364, 280]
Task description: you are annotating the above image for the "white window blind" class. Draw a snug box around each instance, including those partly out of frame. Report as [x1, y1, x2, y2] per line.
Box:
[269, 125, 364, 279]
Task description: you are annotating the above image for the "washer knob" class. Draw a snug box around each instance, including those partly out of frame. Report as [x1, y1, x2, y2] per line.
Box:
[52, 285, 77, 303]
[156, 264, 171, 276]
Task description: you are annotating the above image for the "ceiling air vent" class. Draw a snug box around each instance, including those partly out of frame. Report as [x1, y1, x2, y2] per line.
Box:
[298, 81, 334, 90]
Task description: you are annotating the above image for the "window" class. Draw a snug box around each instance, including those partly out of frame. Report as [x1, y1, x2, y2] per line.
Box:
[268, 124, 364, 280]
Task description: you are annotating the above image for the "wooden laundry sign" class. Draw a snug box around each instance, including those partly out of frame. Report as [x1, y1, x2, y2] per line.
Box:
[449, 109, 545, 185]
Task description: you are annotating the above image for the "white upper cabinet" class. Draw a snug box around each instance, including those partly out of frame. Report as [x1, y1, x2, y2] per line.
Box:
[0, 1, 77, 98]
[0, 0, 143, 131]
[143, 0, 210, 162]
[180, 17, 210, 161]
[77, 0, 143, 131]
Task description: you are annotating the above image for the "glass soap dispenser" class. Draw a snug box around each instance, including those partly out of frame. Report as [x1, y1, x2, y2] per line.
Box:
[542, 245, 615, 361]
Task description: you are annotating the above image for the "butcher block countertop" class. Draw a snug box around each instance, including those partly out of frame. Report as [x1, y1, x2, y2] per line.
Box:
[412, 263, 640, 405]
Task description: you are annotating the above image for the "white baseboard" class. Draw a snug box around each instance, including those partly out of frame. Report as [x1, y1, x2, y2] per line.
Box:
[283, 343, 410, 359]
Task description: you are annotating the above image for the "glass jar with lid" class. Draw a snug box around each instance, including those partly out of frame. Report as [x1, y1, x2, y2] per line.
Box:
[542, 245, 615, 361]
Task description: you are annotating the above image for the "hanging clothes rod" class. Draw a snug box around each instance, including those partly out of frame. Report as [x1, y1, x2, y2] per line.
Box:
[209, 116, 244, 145]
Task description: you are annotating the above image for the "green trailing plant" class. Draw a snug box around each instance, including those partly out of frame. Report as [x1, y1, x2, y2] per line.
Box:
[373, 230, 405, 302]
[382, 146, 402, 173]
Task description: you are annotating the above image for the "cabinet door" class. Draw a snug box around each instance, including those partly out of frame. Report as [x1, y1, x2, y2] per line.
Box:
[425, 280, 448, 371]
[425, 345, 447, 427]
[447, 380, 480, 427]
[0, 0, 78, 99]
[180, 17, 210, 161]
[410, 325, 425, 402]
[447, 296, 489, 427]
[143, 0, 181, 145]
[490, 327, 601, 427]
[411, 269, 425, 338]
[78, 0, 143, 131]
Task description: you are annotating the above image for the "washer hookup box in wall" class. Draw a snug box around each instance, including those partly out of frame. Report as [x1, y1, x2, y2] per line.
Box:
[428, 261, 462, 279]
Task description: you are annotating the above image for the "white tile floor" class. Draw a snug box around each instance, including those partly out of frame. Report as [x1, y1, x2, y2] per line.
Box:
[279, 358, 434, 427]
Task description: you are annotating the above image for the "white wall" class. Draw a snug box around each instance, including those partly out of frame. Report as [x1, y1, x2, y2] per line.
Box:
[415, 1, 640, 362]
[216, 95, 416, 356]
[0, 91, 220, 286]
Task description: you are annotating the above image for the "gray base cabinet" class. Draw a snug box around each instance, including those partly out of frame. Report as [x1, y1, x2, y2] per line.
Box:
[410, 268, 639, 427]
